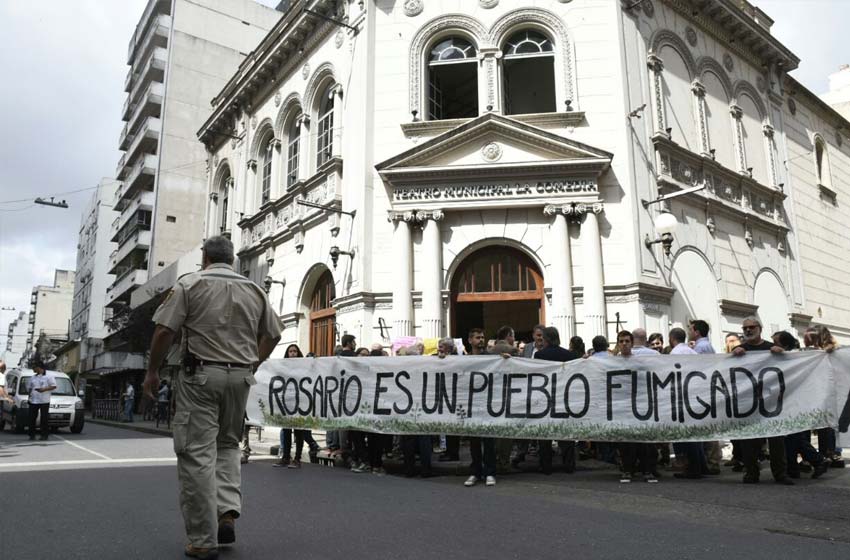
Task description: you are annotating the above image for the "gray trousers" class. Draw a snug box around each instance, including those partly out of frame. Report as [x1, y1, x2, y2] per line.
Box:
[172, 365, 255, 548]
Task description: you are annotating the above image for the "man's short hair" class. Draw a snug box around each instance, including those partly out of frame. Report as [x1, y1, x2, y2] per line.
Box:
[632, 328, 648, 343]
[617, 330, 633, 343]
[468, 327, 485, 340]
[438, 337, 456, 350]
[668, 327, 687, 345]
[690, 319, 710, 338]
[591, 335, 608, 353]
[202, 236, 235, 265]
[495, 325, 514, 341]
[341, 334, 356, 349]
[742, 316, 762, 327]
[29, 355, 46, 370]
[532, 324, 545, 333]
[541, 327, 560, 347]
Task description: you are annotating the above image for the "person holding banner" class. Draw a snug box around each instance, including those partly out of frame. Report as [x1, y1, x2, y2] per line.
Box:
[534, 327, 578, 475]
[732, 317, 794, 485]
[465, 328, 497, 487]
[615, 331, 659, 484]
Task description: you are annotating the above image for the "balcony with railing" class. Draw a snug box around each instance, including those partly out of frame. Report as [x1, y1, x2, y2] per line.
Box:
[108, 229, 151, 276]
[120, 82, 164, 147]
[114, 186, 155, 216]
[122, 116, 160, 171]
[106, 268, 149, 307]
[116, 154, 157, 207]
[125, 47, 167, 108]
[127, 0, 171, 63]
[111, 208, 153, 244]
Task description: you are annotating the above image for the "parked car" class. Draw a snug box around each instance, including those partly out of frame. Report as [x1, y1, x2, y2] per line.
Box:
[0, 368, 85, 434]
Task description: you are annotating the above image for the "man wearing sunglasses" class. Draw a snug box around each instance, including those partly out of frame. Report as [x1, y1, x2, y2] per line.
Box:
[731, 316, 793, 485]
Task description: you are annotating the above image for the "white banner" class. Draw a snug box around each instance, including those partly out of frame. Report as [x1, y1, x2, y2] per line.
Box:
[246, 349, 850, 443]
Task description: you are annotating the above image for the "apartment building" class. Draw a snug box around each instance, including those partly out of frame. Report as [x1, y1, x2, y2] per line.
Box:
[26, 270, 75, 355]
[106, 0, 282, 314]
[2, 311, 28, 367]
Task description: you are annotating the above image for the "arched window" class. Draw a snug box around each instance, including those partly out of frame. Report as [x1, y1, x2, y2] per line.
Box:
[738, 94, 767, 184]
[219, 170, 230, 233]
[286, 113, 301, 187]
[427, 36, 478, 120]
[502, 30, 556, 115]
[260, 135, 274, 205]
[316, 87, 335, 167]
[814, 136, 832, 188]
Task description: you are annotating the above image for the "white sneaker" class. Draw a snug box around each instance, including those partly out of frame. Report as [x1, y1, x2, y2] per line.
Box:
[485, 476, 496, 487]
[464, 475, 478, 487]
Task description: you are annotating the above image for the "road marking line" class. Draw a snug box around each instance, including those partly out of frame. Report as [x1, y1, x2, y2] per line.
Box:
[55, 435, 113, 460]
[0, 458, 176, 468]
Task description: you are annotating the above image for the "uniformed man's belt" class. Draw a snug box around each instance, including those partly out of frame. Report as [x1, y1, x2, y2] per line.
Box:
[198, 360, 253, 369]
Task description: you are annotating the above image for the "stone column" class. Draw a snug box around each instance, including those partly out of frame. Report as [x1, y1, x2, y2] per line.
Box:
[296, 114, 310, 186]
[730, 104, 747, 174]
[581, 203, 606, 338]
[692, 80, 711, 157]
[545, 204, 575, 341]
[763, 123, 779, 188]
[417, 210, 444, 339]
[331, 84, 344, 158]
[389, 211, 415, 337]
[647, 53, 667, 137]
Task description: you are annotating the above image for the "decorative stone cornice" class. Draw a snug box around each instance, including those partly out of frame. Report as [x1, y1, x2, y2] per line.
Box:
[719, 299, 759, 317]
[400, 111, 586, 139]
[415, 209, 444, 222]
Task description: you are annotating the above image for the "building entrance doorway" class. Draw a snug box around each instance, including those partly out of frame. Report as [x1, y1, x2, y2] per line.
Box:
[309, 269, 336, 356]
[450, 247, 545, 347]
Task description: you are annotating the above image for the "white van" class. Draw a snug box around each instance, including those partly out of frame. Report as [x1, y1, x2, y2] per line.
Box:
[0, 368, 85, 434]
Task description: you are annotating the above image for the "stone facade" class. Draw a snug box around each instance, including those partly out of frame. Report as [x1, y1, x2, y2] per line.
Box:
[199, 0, 850, 354]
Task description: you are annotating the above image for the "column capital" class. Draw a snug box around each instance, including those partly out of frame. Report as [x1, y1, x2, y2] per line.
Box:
[388, 210, 416, 223]
[246, 158, 257, 171]
[330, 83, 344, 98]
[729, 104, 743, 119]
[270, 138, 282, 151]
[691, 79, 706, 97]
[416, 209, 444, 222]
[762, 123, 775, 138]
[225, 177, 235, 188]
[588, 202, 604, 215]
[647, 53, 664, 72]
[543, 204, 560, 217]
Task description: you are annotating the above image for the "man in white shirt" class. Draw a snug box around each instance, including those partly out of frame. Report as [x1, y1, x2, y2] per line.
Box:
[670, 328, 698, 355]
[667, 328, 709, 479]
[0, 360, 12, 404]
[28, 356, 56, 441]
[688, 320, 716, 354]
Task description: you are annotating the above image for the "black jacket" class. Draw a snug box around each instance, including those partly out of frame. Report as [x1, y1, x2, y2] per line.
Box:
[534, 345, 578, 363]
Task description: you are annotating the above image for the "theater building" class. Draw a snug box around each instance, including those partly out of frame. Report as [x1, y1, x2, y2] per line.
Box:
[197, 0, 850, 354]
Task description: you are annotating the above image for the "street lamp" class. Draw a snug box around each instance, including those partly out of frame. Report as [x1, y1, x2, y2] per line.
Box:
[329, 246, 354, 270]
[644, 210, 678, 257]
[263, 276, 285, 294]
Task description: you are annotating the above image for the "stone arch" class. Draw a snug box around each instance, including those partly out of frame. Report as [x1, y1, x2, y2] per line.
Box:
[408, 14, 488, 116]
[669, 247, 723, 347]
[212, 159, 232, 188]
[650, 29, 697, 77]
[304, 62, 337, 114]
[444, 237, 547, 292]
[274, 92, 302, 138]
[297, 263, 338, 355]
[488, 7, 575, 107]
[811, 132, 833, 188]
[753, 268, 791, 334]
[695, 57, 733, 99]
[733, 81, 768, 120]
[249, 118, 276, 161]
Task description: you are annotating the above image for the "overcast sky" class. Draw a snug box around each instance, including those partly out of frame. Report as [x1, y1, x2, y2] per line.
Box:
[1, 0, 848, 350]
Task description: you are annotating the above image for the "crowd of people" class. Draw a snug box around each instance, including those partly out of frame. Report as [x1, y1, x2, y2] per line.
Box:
[270, 319, 845, 487]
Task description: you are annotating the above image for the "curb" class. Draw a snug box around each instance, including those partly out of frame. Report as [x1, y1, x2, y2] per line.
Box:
[87, 417, 173, 437]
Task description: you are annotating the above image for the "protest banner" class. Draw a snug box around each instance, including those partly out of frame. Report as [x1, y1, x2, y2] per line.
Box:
[245, 348, 850, 443]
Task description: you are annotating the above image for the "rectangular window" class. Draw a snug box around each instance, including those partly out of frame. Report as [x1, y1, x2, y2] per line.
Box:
[287, 135, 299, 187]
[316, 110, 334, 167]
[261, 143, 273, 204]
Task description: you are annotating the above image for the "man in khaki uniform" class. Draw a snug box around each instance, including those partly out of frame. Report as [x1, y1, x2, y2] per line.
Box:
[144, 236, 282, 560]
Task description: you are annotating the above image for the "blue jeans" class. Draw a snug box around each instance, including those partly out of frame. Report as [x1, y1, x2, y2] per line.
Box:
[124, 398, 134, 422]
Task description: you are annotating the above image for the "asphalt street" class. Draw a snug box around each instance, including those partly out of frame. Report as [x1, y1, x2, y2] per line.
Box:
[1, 423, 849, 560]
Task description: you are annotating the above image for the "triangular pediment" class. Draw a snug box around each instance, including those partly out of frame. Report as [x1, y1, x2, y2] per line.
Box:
[376, 113, 612, 180]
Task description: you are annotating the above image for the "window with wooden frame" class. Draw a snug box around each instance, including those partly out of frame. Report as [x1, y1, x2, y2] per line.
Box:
[453, 249, 543, 302]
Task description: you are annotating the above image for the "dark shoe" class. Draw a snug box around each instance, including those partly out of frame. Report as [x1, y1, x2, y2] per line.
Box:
[674, 472, 703, 480]
[742, 476, 759, 484]
[420, 472, 436, 479]
[185, 545, 219, 559]
[287, 459, 301, 469]
[704, 467, 721, 475]
[438, 454, 459, 462]
[788, 471, 801, 479]
[217, 513, 236, 545]
[775, 477, 795, 486]
[812, 462, 829, 479]
[273, 457, 291, 468]
[830, 458, 846, 468]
